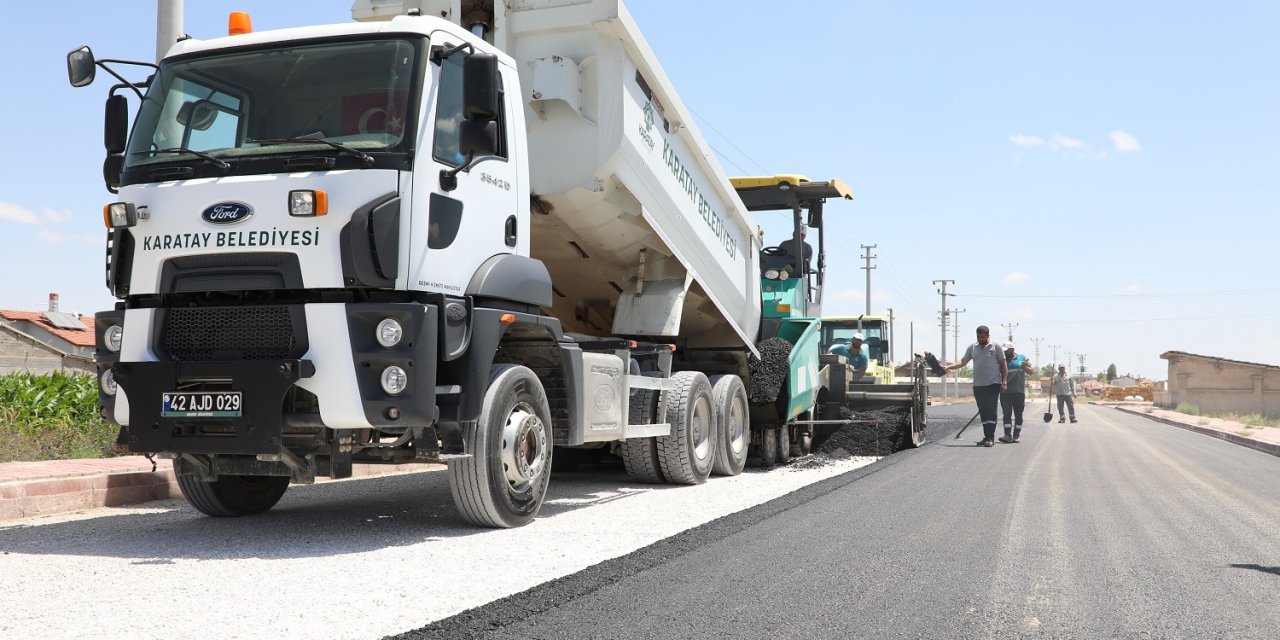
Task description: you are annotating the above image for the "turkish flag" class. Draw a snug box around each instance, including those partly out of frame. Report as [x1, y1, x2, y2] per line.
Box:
[341, 92, 407, 136]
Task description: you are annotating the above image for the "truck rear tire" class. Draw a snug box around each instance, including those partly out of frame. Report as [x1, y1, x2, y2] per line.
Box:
[776, 425, 791, 464]
[620, 389, 664, 483]
[448, 364, 553, 528]
[177, 474, 289, 517]
[756, 428, 778, 468]
[709, 375, 748, 476]
[656, 371, 715, 485]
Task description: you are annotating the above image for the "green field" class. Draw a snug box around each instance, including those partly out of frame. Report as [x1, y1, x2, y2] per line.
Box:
[0, 371, 117, 463]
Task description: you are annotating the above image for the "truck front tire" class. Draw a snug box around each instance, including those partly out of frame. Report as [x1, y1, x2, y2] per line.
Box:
[448, 364, 553, 528]
[177, 474, 290, 517]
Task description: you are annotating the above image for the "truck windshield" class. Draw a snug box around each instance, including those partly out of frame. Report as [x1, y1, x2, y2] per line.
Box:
[125, 38, 419, 173]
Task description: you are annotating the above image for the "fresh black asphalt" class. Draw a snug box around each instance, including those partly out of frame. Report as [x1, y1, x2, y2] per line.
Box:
[392, 403, 1280, 640]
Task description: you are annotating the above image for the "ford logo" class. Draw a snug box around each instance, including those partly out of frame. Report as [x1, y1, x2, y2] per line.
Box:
[202, 202, 253, 225]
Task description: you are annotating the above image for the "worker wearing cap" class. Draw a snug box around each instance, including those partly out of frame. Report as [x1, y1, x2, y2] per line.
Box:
[828, 333, 870, 381]
[998, 343, 1034, 443]
[1052, 365, 1077, 423]
[942, 325, 1008, 447]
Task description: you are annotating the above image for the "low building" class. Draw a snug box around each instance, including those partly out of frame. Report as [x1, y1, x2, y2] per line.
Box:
[0, 294, 96, 375]
[1158, 351, 1280, 418]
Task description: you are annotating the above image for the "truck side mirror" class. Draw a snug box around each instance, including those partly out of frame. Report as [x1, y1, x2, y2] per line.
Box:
[460, 119, 497, 157]
[462, 53, 499, 121]
[68, 46, 97, 87]
[105, 94, 128, 154]
[103, 154, 124, 193]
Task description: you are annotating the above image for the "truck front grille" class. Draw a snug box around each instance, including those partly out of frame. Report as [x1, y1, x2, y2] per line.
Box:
[161, 306, 300, 361]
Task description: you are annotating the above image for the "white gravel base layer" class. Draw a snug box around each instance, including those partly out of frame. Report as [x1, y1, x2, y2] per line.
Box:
[0, 456, 876, 640]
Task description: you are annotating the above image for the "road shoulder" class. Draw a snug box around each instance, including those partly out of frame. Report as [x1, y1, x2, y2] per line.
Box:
[1112, 403, 1280, 458]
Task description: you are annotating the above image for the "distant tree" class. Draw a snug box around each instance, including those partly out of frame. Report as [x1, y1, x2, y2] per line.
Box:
[957, 367, 973, 378]
[1040, 365, 1056, 378]
[1097, 372, 1107, 382]
[1106, 364, 1118, 383]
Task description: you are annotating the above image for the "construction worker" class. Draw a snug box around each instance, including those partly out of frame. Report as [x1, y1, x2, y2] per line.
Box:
[1052, 365, 1077, 423]
[777, 226, 812, 274]
[998, 343, 1034, 443]
[829, 333, 870, 381]
[943, 325, 1008, 447]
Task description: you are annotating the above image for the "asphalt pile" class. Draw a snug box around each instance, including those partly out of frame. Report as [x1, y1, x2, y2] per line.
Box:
[747, 337, 793, 403]
[813, 406, 912, 458]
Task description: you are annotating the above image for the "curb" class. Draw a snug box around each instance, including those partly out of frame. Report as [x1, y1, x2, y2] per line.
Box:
[1113, 406, 1280, 458]
[0, 458, 440, 523]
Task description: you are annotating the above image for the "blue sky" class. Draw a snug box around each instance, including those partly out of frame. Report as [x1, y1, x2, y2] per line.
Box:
[2, 1, 1276, 379]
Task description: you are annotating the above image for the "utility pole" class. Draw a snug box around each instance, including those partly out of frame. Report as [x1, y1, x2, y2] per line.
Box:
[1050, 344, 1060, 371]
[933, 280, 954, 398]
[1067, 351, 1074, 379]
[886, 307, 896, 364]
[860, 244, 877, 316]
[1001, 322, 1018, 343]
[1079, 353, 1087, 377]
[1029, 338, 1043, 367]
[950, 308, 965, 392]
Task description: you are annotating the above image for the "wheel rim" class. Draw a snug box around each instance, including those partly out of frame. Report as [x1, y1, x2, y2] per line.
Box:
[726, 395, 747, 457]
[500, 402, 548, 494]
[692, 395, 712, 460]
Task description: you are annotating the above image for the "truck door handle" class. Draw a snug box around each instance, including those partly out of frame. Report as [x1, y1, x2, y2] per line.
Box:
[504, 215, 517, 247]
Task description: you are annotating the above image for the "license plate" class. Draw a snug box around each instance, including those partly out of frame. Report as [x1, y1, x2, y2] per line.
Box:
[161, 392, 243, 418]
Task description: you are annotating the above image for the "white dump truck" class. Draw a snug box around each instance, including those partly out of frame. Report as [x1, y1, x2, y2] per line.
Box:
[68, 0, 852, 527]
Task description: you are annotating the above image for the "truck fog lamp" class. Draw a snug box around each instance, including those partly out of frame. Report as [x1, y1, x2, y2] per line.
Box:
[104, 325, 123, 352]
[289, 190, 328, 217]
[103, 202, 138, 229]
[777, 271, 790, 281]
[100, 369, 117, 396]
[380, 366, 408, 395]
[376, 318, 403, 348]
[763, 269, 780, 280]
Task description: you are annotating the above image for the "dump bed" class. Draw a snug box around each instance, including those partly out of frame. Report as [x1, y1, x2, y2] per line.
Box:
[512, 0, 760, 349]
[356, 0, 762, 351]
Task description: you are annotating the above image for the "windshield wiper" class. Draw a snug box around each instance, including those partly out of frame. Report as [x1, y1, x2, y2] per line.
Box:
[135, 147, 231, 171]
[249, 137, 375, 168]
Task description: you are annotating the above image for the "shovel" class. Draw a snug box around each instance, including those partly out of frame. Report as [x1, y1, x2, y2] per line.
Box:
[1042, 394, 1053, 423]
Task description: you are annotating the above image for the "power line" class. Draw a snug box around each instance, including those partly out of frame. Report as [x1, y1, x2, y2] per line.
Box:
[961, 288, 1280, 299]
[1026, 312, 1280, 324]
[687, 106, 770, 174]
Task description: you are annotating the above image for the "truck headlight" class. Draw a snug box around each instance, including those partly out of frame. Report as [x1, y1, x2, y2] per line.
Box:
[380, 365, 408, 395]
[100, 369, 117, 396]
[104, 325, 123, 352]
[288, 190, 328, 217]
[102, 202, 138, 229]
[763, 269, 780, 280]
[376, 318, 403, 348]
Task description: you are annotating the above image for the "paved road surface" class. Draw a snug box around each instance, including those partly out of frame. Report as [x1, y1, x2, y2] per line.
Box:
[404, 402, 1280, 639]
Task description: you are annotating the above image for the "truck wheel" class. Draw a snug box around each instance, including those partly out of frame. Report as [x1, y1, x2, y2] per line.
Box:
[757, 428, 778, 468]
[177, 474, 289, 517]
[709, 375, 748, 476]
[448, 364, 553, 528]
[656, 371, 715, 484]
[620, 390, 664, 483]
[776, 425, 792, 464]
